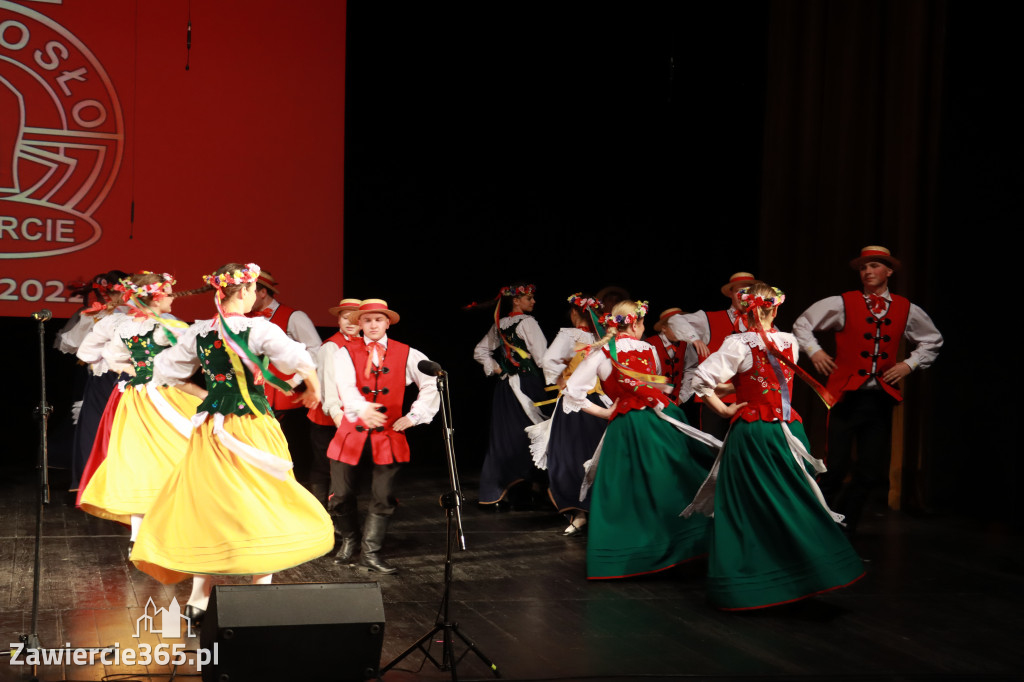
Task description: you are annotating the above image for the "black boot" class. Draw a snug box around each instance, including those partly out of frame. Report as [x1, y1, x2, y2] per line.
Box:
[309, 482, 329, 507]
[330, 503, 360, 565]
[357, 514, 397, 574]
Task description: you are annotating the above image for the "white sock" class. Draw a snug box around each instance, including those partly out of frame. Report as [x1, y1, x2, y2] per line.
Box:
[252, 574, 273, 585]
[188, 575, 212, 610]
[130, 514, 143, 542]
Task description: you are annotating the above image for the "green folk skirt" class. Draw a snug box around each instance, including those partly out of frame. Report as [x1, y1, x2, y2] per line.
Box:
[587, 403, 716, 579]
[707, 419, 864, 610]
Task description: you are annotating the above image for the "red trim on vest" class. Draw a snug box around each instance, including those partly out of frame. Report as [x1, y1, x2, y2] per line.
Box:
[599, 346, 671, 418]
[731, 340, 801, 423]
[826, 291, 910, 402]
[327, 340, 411, 465]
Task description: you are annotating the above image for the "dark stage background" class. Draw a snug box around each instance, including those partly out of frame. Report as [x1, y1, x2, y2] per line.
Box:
[3, 1, 1019, 525]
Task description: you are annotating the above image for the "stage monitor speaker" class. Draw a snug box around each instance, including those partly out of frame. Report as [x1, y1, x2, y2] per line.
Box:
[199, 582, 385, 682]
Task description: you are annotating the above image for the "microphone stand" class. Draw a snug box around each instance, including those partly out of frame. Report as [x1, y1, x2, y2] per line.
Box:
[380, 369, 500, 681]
[23, 310, 54, 680]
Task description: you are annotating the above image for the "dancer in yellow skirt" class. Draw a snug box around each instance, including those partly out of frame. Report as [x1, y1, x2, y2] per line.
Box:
[79, 272, 202, 557]
[131, 262, 333, 624]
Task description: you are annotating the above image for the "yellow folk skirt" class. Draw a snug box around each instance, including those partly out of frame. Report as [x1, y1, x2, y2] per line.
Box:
[131, 411, 333, 584]
[79, 384, 201, 525]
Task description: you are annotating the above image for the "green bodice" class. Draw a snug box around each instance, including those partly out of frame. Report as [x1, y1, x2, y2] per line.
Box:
[494, 320, 539, 376]
[122, 328, 165, 386]
[195, 328, 272, 417]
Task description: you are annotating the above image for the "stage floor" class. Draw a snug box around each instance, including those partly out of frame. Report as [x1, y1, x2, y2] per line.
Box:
[1, 462, 1021, 682]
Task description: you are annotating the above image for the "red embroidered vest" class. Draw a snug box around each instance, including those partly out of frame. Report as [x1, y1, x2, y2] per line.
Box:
[694, 309, 737, 404]
[599, 340, 671, 419]
[327, 339, 411, 465]
[645, 334, 687, 403]
[731, 335, 801, 424]
[307, 331, 357, 426]
[261, 303, 300, 411]
[826, 291, 910, 402]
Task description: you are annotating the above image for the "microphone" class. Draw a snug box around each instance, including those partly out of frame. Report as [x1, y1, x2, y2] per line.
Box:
[417, 359, 445, 376]
[31, 309, 52, 321]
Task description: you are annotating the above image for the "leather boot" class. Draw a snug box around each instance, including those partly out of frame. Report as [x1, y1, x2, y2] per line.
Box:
[357, 514, 397, 574]
[331, 504, 360, 565]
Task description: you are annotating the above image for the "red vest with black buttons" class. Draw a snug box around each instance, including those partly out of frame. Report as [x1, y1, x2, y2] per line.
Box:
[694, 309, 738, 404]
[645, 334, 688, 403]
[826, 291, 911, 402]
[307, 332, 358, 426]
[326, 339, 411, 465]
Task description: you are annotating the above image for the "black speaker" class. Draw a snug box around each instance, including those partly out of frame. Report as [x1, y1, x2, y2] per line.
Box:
[199, 582, 385, 682]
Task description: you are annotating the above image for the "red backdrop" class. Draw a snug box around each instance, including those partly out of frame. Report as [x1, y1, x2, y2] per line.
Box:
[0, 0, 345, 324]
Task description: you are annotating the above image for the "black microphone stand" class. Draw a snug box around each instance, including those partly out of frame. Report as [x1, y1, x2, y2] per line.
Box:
[22, 310, 54, 681]
[380, 368, 500, 681]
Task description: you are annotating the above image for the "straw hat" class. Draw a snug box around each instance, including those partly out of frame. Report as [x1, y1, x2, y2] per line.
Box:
[849, 245, 901, 271]
[328, 298, 362, 316]
[347, 298, 400, 325]
[720, 272, 759, 297]
[653, 307, 685, 333]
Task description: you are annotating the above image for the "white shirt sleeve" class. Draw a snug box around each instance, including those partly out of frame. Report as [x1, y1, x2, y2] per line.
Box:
[666, 311, 711, 345]
[792, 295, 845, 358]
[152, 324, 202, 386]
[692, 336, 752, 398]
[903, 304, 943, 371]
[286, 309, 323, 355]
[473, 324, 502, 376]
[248, 319, 317, 376]
[563, 350, 611, 413]
[76, 314, 122, 374]
[517, 316, 548, 365]
[318, 341, 343, 420]
[678, 343, 699, 403]
[404, 347, 441, 425]
[541, 329, 576, 385]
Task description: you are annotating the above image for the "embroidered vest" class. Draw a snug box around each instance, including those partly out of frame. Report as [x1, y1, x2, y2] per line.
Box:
[327, 340, 411, 465]
[731, 334, 801, 424]
[694, 309, 738, 404]
[121, 327, 164, 387]
[826, 291, 911, 402]
[195, 327, 271, 417]
[307, 332, 357, 426]
[262, 303, 300, 411]
[599, 341, 670, 419]
[494, 317, 539, 376]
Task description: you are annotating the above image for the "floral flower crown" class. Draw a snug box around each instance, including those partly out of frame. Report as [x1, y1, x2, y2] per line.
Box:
[203, 263, 261, 289]
[501, 284, 535, 297]
[566, 292, 602, 310]
[738, 287, 786, 311]
[599, 300, 649, 327]
[114, 272, 175, 301]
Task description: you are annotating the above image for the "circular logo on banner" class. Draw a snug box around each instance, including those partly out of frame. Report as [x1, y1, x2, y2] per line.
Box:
[0, 1, 124, 259]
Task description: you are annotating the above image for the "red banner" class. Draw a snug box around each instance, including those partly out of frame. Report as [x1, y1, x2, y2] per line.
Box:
[0, 0, 345, 324]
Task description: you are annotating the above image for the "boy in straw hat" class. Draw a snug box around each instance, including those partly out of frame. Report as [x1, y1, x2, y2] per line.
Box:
[325, 299, 440, 573]
[306, 298, 363, 505]
[793, 245, 942, 535]
[665, 272, 762, 438]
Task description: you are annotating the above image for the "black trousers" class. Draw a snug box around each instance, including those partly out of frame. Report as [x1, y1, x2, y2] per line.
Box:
[307, 422, 335, 491]
[818, 390, 897, 532]
[327, 437, 403, 518]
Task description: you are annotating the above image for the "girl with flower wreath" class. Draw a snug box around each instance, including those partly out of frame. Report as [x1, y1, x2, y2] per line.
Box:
[78, 272, 203, 556]
[131, 263, 332, 624]
[563, 300, 720, 579]
[682, 282, 864, 610]
[471, 283, 550, 507]
[527, 292, 611, 535]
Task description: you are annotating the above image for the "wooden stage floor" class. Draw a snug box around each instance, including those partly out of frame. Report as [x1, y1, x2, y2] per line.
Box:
[1, 461, 1021, 682]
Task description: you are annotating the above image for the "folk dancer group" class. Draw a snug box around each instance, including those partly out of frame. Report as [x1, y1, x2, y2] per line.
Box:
[63, 244, 940, 612]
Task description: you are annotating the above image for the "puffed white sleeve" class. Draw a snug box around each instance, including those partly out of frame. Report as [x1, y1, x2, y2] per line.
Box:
[76, 314, 118, 365]
[318, 341, 343, 420]
[100, 336, 131, 371]
[692, 336, 751, 398]
[247, 319, 316, 375]
[541, 329, 575, 385]
[334, 347, 367, 422]
[152, 325, 202, 386]
[404, 347, 441, 425]
[518, 316, 548, 364]
[286, 310, 323, 355]
[563, 350, 610, 413]
[678, 343, 699, 403]
[903, 304, 943, 372]
[473, 325, 502, 376]
[666, 311, 710, 345]
[792, 296, 844, 358]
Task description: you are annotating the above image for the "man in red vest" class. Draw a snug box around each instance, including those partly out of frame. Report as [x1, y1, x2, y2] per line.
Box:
[248, 270, 324, 491]
[793, 246, 942, 534]
[666, 271, 761, 438]
[645, 307, 696, 407]
[326, 299, 440, 574]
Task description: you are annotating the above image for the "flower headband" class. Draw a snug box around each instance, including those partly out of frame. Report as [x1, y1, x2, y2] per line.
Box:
[738, 287, 786, 311]
[114, 272, 175, 302]
[600, 300, 649, 327]
[501, 284, 535, 297]
[566, 292, 602, 310]
[202, 263, 261, 290]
